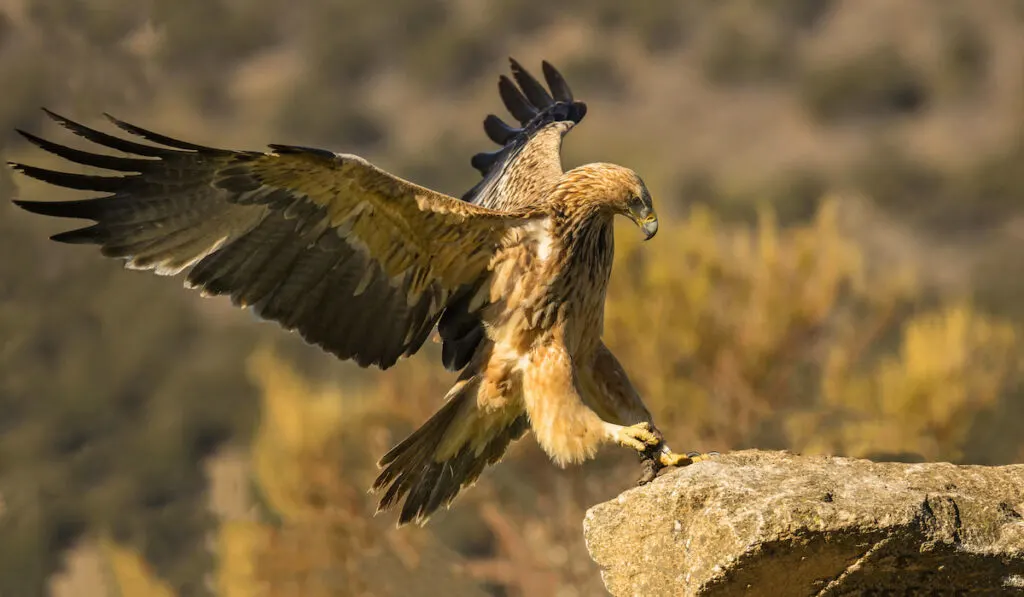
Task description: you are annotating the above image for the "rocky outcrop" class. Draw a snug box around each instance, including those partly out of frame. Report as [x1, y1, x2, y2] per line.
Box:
[583, 450, 1024, 596]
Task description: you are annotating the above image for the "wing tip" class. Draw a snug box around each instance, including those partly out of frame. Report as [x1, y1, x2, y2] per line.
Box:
[10, 198, 33, 215]
[13, 129, 62, 155]
[467, 57, 591, 201]
[12, 197, 102, 222]
[40, 107, 79, 130]
[50, 224, 106, 244]
[571, 100, 588, 123]
[13, 128, 34, 144]
[491, 58, 581, 129]
[541, 59, 575, 103]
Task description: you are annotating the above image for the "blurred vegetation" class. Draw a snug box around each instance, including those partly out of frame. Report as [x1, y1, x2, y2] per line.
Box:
[605, 200, 914, 449]
[0, 0, 1023, 595]
[791, 303, 1022, 462]
[851, 136, 1024, 236]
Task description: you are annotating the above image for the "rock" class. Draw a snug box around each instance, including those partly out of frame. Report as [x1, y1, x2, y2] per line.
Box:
[583, 450, 1024, 596]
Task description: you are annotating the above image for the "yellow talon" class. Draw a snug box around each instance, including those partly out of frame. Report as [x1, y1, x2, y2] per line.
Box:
[606, 421, 661, 453]
[658, 449, 719, 468]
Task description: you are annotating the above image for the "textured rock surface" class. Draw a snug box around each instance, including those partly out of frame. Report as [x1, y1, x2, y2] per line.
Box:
[583, 450, 1024, 596]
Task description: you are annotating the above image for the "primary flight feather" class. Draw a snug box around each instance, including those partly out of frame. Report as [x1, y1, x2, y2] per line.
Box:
[10, 58, 710, 525]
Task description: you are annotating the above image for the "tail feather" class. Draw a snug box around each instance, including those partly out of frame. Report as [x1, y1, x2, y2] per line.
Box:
[373, 379, 528, 526]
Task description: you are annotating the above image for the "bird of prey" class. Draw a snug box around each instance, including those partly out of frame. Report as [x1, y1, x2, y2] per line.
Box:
[10, 59, 711, 525]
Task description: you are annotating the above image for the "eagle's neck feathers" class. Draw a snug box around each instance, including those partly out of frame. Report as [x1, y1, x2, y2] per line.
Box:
[539, 195, 616, 355]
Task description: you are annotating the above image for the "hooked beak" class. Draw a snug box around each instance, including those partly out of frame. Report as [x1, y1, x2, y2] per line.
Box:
[641, 216, 659, 240]
[630, 205, 659, 240]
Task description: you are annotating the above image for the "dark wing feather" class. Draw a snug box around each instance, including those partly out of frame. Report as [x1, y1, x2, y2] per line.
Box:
[461, 58, 587, 209]
[542, 60, 574, 102]
[482, 114, 519, 146]
[497, 75, 539, 125]
[442, 58, 587, 372]
[510, 58, 554, 109]
[11, 111, 533, 369]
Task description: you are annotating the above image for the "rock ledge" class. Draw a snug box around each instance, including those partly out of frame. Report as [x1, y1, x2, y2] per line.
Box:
[583, 450, 1024, 596]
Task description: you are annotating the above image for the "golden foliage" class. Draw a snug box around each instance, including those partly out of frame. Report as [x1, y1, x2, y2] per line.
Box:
[791, 304, 1022, 461]
[216, 346, 480, 597]
[98, 536, 176, 597]
[215, 521, 273, 597]
[605, 199, 916, 447]
[607, 198, 1020, 463]
[214, 345, 380, 597]
[247, 345, 352, 520]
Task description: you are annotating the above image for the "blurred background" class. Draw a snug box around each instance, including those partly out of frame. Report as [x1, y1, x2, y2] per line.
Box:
[1, 0, 1023, 595]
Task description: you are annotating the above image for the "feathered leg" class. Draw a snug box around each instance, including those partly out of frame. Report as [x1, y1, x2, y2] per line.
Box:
[521, 341, 663, 466]
[578, 342, 717, 482]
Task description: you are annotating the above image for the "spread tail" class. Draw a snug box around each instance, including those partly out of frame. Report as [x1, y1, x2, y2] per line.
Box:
[372, 377, 528, 526]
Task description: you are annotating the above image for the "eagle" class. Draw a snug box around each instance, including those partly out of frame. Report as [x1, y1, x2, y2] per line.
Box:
[10, 59, 711, 525]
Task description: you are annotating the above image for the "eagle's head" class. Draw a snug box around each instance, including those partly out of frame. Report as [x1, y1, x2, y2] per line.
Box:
[622, 176, 658, 241]
[562, 163, 659, 241]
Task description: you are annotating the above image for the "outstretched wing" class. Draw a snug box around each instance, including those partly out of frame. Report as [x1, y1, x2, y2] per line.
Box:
[439, 58, 587, 371]
[11, 110, 529, 369]
[461, 58, 587, 209]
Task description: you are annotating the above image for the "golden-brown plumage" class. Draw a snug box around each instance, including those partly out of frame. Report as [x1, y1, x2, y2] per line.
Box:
[379, 161, 700, 523]
[10, 59, 708, 526]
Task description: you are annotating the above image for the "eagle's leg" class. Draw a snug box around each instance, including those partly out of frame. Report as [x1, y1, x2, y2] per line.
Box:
[522, 342, 628, 466]
[575, 343, 719, 477]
